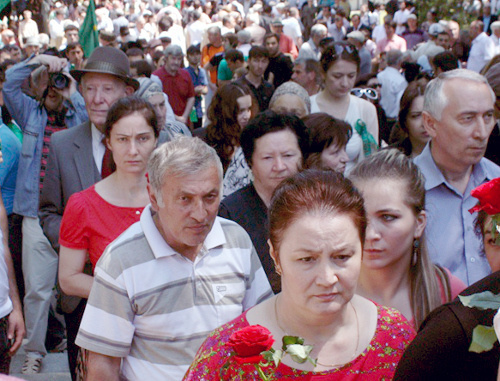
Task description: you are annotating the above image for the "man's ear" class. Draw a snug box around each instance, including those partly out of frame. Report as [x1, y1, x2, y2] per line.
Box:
[125, 86, 135, 96]
[422, 111, 438, 138]
[147, 183, 159, 211]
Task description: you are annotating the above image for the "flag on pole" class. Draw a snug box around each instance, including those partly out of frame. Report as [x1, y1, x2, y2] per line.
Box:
[0, 0, 9, 14]
[79, 0, 99, 58]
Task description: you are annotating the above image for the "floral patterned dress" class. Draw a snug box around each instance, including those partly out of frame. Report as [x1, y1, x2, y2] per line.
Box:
[223, 146, 251, 199]
[183, 305, 416, 380]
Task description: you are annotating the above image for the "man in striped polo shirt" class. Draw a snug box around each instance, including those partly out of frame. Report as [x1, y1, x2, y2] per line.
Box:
[76, 136, 273, 380]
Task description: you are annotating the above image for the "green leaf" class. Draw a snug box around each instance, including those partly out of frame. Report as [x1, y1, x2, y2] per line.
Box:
[469, 325, 498, 353]
[459, 291, 500, 310]
[282, 336, 304, 350]
[286, 344, 314, 364]
[262, 349, 283, 367]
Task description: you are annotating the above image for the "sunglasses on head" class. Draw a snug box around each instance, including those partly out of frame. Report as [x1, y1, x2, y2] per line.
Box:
[351, 88, 378, 100]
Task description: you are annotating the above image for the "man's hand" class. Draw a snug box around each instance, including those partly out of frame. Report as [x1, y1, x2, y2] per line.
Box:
[7, 308, 24, 354]
[29, 54, 68, 73]
[53, 74, 77, 100]
[175, 115, 187, 124]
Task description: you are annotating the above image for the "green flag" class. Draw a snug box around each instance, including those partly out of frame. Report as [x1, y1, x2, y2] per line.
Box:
[0, 0, 9, 14]
[79, 0, 99, 58]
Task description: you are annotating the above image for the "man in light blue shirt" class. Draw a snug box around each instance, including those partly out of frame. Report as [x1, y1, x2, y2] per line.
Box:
[415, 69, 500, 285]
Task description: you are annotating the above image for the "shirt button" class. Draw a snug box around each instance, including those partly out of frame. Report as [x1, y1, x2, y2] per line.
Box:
[136, 210, 141, 215]
[470, 257, 476, 263]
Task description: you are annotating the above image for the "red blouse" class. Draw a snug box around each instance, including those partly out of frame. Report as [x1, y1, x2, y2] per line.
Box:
[184, 305, 416, 380]
[59, 185, 144, 268]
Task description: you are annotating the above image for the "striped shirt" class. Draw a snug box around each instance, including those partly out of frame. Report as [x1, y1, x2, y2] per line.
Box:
[76, 205, 273, 381]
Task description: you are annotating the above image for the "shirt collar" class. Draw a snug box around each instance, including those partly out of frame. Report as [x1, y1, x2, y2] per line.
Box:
[140, 204, 227, 260]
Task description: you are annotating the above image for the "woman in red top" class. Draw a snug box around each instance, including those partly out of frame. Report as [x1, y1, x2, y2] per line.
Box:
[349, 149, 466, 329]
[58, 96, 159, 379]
[185, 170, 415, 380]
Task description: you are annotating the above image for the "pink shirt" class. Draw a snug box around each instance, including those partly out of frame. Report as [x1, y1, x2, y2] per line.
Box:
[377, 34, 407, 53]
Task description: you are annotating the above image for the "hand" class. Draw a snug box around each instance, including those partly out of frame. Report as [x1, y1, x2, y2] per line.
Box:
[7, 308, 25, 354]
[29, 54, 68, 73]
[175, 115, 187, 124]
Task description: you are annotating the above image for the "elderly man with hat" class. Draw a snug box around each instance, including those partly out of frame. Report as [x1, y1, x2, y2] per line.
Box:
[23, 36, 41, 56]
[37, 46, 140, 379]
[3, 49, 88, 375]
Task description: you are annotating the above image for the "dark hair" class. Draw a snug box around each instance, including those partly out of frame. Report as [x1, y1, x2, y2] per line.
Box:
[302, 113, 352, 169]
[320, 42, 360, 73]
[249, 45, 270, 60]
[398, 79, 427, 135]
[475, 209, 490, 240]
[269, 169, 367, 254]
[104, 96, 160, 139]
[318, 37, 335, 51]
[385, 20, 397, 29]
[206, 83, 253, 172]
[152, 50, 164, 66]
[65, 42, 84, 54]
[225, 49, 244, 62]
[158, 16, 173, 32]
[187, 45, 201, 55]
[264, 33, 279, 44]
[355, 72, 377, 87]
[130, 59, 153, 77]
[223, 32, 238, 48]
[240, 110, 309, 167]
[126, 47, 144, 58]
[432, 51, 459, 73]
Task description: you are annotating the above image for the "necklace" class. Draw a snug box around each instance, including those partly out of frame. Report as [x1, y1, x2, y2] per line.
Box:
[274, 296, 360, 369]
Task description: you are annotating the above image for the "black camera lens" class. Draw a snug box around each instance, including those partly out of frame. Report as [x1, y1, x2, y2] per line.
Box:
[49, 73, 69, 90]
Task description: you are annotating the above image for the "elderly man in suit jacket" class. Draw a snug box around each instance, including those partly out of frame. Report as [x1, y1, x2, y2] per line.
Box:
[38, 46, 139, 380]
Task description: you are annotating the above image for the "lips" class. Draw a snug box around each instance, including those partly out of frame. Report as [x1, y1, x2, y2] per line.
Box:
[314, 293, 339, 302]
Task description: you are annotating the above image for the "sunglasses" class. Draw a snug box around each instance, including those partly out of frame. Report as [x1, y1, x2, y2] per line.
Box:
[351, 88, 378, 100]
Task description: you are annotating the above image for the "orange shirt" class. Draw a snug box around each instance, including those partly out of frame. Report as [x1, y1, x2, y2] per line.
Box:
[202, 44, 225, 84]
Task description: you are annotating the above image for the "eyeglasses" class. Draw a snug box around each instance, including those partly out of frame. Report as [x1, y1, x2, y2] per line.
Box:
[351, 88, 378, 100]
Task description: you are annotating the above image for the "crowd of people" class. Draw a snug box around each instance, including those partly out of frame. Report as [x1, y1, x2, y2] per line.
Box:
[0, 0, 499, 380]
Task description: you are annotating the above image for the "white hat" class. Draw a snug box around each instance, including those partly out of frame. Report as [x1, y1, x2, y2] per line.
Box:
[347, 30, 365, 43]
[25, 36, 41, 47]
[428, 23, 446, 36]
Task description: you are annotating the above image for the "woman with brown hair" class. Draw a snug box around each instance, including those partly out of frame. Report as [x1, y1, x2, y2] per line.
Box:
[205, 83, 254, 198]
[349, 149, 465, 328]
[186, 170, 415, 380]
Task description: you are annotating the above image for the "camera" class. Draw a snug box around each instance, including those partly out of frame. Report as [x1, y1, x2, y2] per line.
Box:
[49, 72, 70, 90]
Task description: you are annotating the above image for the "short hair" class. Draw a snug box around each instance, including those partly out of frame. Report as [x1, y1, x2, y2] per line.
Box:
[240, 110, 309, 167]
[158, 16, 173, 31]
[164, 44, 183, 57]
[386, 49, 403, 66]
[237, 29, 252, 44]
[269, 169, 366, 253]
[187, 45, 201, 55]
[225, 49, 244, 62]
[126, 47, 144, 58]
[264, 33, 279, 44]
[130, 59, 153, 77]
[104, 96, 160, 140]
[302, 113, 352, 168]
[65, 42, 84, 55]
[385, 20, 397, 29]
[310, 23, 327, 38]
[248, 45, 269, 60]
[424, 69, 495, 120]
[432, 51, 459, 73]
[207, 25, 222, 35]
[320, 42, 360, 73]
[294, 58, 321, 79]
[147, 136, 223, 205]
[223, 32, 238, 49]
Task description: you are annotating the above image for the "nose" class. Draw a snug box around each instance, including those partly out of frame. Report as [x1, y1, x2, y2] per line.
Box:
[316, 260, 338, 286]
[365, 219, 381, 242]
[474, 115, 493, 140]
[191, 199, 208, 222]
[339, 149, 349, 164]
[92, 87, 104, 104]
[128, 139, 139, 155]
[273, 156, 287, 171]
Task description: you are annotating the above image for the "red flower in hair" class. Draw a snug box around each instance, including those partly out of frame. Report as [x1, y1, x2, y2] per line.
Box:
[469, 178, 500, 215]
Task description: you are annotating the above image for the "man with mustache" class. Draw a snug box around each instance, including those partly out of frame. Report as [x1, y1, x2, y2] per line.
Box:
[415, 69, 500, 286]
[76, 137, 272, 381]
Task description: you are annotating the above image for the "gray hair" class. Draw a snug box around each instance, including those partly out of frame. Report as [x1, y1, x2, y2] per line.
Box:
[269, 81, 311, 113]
[237, 29, 252, 44]
[386, 49, 403, 66]
[164, 44, 183, 57]
[310, 23, 327, 38]
[424, 69, 495, 120]
[147, 136, 223, 205]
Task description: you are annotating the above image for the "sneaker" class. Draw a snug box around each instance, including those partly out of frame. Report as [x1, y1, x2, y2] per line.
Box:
[21, 356, 42, 374]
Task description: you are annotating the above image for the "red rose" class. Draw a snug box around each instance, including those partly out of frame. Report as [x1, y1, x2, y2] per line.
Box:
[228, 325, 274, 363]
[469, 178, 500, 215]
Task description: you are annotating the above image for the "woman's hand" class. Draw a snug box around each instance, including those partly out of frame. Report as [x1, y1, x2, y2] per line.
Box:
[59, 246, 94, 299]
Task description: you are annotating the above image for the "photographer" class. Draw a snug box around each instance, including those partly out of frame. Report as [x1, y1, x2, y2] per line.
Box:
[2, 53, 87, 374]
